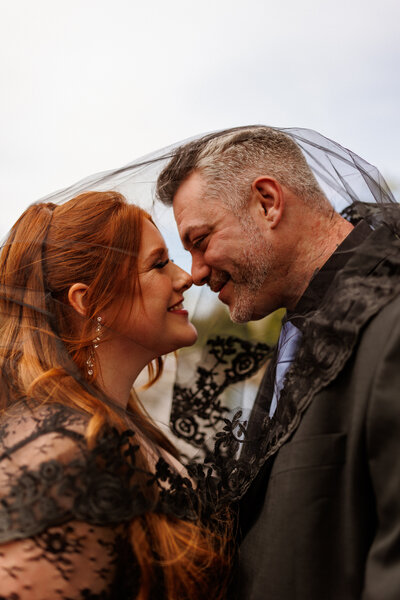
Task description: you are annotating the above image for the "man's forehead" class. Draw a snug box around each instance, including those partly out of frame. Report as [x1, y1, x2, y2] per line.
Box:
[173, 170, 206, 205]
[172, 174, 227, 239]
[173, 189, 216, 228]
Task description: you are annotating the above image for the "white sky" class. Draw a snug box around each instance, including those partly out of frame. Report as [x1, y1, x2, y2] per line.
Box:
[1, 0, 400, 238]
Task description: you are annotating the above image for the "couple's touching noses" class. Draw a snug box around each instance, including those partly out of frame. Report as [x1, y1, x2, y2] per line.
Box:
[156, 126, 400, 600]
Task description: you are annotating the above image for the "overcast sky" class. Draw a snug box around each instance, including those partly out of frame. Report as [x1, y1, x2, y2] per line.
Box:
[1, 0, 399, 238]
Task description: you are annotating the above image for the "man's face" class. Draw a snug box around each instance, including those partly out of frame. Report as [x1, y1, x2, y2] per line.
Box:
[173, 171, 277, 322]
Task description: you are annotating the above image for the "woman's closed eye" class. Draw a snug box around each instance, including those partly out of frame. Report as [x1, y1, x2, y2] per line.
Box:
[153, 257, 175, 270]
[153, 258, 170, 269]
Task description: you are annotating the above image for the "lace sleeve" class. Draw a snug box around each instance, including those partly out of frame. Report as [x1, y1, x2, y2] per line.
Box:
[0, 402, 154, 599]
[0, 521, 128, 600]
[0, 400, 212, 599]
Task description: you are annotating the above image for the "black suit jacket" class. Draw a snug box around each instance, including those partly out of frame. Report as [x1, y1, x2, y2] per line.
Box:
[234, 223, 400, 599]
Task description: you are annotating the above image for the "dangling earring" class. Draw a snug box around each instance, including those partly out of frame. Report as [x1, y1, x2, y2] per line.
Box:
[86, 316, 102, 377]
[93, 316, 102, 349]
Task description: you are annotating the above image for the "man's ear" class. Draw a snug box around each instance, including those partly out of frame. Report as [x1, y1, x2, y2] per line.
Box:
[68, 283, 89, 317]
[251, 176, 284, 229]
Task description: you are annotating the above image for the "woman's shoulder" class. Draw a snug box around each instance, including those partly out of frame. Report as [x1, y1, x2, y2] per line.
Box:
[0, 400, 89, 461]
[2, 398, 89, 432]
[0, 400, 158, 543]
[0, 398, 208, 544]
[0, 402, 91, 541]
[0, 405, 139, 598]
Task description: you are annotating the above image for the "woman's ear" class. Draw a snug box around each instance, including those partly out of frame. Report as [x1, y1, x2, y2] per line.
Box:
[68, 283, 89, 317]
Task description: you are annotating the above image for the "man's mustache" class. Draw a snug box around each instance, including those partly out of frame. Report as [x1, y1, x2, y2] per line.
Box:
[207, 270, 230, 293]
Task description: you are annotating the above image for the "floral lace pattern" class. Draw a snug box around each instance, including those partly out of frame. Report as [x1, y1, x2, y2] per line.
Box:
[0, 403, 199, 599]
[171, 336, 272, 448]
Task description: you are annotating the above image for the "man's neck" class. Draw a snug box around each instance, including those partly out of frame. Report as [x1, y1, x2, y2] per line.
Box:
[285, 214, 354, 310]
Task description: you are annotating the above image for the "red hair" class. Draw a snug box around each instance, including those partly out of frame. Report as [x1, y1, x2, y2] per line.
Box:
[0, 191, 231, 599]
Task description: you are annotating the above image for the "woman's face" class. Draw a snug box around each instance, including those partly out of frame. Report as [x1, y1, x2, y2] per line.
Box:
[112, 218, 198, 358]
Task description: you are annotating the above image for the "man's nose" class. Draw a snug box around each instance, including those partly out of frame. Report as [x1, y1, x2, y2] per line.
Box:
[191, 253, 211, 286]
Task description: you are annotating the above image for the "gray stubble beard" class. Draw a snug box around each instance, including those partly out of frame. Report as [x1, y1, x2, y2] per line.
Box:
[229, 218, 275, 324]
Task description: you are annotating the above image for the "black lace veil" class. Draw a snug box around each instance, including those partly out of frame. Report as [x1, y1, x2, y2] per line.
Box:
[0, 124, 398, 528]
[37, 126, 398, 457]
[1, 125, 399, 598]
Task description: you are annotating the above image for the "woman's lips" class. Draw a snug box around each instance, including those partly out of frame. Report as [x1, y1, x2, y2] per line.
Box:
[168, 300, 188, 316]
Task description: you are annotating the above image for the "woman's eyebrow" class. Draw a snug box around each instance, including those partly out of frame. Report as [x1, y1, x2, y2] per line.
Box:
[144, 247, 167, 265]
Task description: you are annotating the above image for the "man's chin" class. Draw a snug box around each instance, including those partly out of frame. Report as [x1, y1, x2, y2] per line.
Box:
[228, 301, 255, 324]
[230, 313, 250, 324]
[221, 284, 256, 323]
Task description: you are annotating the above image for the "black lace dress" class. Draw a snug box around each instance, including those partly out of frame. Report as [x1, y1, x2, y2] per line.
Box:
[0, 401, 204, 599]
[0, 325, 275, 600]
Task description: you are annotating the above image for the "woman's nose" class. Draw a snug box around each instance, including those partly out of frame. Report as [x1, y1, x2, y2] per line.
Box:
[173, 264, 193, 292]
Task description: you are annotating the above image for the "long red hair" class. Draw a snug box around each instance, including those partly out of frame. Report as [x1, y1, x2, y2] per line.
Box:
[0, 191, 231, 599]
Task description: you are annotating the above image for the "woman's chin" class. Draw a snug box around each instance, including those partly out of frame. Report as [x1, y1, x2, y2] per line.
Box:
[184, 326, 199, 348]
[169, 324, 198, 352]
[180, 329, 199, 350]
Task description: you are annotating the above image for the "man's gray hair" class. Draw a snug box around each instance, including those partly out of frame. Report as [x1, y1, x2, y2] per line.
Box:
[156, 126, 330, 213]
